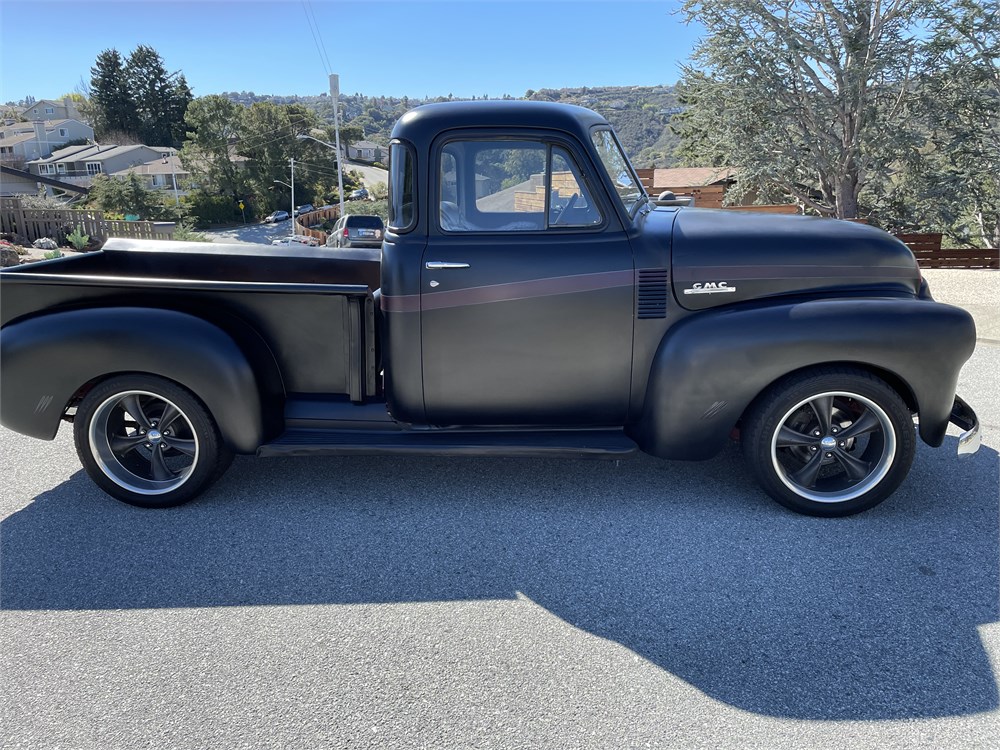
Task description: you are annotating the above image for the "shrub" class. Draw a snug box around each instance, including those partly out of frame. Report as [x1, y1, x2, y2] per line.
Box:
[67, 226, 90, 250]
[43, 249, 63, 260]
[172, 221, 210, 242]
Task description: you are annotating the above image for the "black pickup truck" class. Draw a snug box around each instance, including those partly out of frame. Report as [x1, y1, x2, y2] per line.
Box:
[0, 101, 980, 516]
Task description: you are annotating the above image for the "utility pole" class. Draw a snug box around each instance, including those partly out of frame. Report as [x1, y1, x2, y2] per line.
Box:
[330, 73, 345, 220]
[290, 157, 296, 238]
[170, 148, 179, 206]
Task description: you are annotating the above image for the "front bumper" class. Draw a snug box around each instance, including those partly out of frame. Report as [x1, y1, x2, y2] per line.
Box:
[950, 395, 981, 455]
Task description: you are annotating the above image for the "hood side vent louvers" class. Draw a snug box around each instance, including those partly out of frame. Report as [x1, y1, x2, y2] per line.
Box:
[637, 268, 668, 319]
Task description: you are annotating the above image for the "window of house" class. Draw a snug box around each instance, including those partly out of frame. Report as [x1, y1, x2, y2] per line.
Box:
[86, 162, 102, 175]
[58, 128, 68, 137]
[438, 139, 602, 232]
[39, 164, 55, 174]
[44, 107, 54, 115]
[152, 174, 165, 187]
[56, 163, 66, 174]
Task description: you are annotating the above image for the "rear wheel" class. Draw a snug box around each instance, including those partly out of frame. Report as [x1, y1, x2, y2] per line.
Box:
[742, 368, 916, 516]
[74, 375, 233, 508]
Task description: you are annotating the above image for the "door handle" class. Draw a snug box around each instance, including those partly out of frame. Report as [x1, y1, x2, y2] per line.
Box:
[425, 261, 470, 269]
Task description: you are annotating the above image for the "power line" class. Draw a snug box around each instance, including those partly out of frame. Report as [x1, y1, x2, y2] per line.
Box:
[302, 1, 332, 76]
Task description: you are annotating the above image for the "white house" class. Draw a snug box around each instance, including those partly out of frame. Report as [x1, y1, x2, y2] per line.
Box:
[27, 144, 169, 188]
[19, 98, 84, 122]
[0, 119, 95, 168]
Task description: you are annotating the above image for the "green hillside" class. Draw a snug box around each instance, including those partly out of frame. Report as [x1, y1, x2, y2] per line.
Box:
[220, 85, 682, 168]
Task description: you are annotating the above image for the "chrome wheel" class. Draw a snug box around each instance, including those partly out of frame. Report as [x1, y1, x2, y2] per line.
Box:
[770, 391, 895, 503]
[89, 390, 200, 496]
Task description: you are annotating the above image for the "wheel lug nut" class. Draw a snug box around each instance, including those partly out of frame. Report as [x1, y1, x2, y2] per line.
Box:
[839, 441, 845, 448]
[825, 452, 832, 458]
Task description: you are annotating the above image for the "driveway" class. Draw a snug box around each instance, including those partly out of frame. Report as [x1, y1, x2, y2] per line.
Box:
[346, 160, 388, 188]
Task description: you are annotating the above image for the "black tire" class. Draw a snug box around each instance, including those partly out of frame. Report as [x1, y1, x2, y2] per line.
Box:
[742, 367, 916, 517]
[73, 374, 234, 508]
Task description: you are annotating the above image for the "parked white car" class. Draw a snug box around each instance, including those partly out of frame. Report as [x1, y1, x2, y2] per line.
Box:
[271, 235, 320, 247]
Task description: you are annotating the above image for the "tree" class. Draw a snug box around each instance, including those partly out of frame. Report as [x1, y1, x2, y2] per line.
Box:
[90, 49, 137, 140]
[181, 95, 249, 208]
[89, 46, 192, 147]
[86, 173, 169, 219]
[126, 45, 192, 147]
[916, 0, 999, 246]
[674, 0, 926, 219]
[238, 101, 321, 210]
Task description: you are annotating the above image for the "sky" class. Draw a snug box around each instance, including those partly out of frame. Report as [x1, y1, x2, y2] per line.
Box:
[0, 0, 700, 104]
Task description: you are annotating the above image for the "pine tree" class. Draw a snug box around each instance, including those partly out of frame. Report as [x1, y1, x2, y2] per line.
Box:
[90, 49, 137, 140]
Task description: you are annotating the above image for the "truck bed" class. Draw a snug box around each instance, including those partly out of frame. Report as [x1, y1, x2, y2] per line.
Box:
[0, 239, 381, 401]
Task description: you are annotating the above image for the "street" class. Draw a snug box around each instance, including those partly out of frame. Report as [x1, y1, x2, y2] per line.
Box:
[1, 270, 997, 749]
[202, 162, 386, 246]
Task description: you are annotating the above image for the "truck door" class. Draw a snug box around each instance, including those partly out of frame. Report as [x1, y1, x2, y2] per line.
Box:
[420, 134, 634, 426]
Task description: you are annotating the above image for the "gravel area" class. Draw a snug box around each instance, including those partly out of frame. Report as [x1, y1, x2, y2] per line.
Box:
[922, 268, 1000, 342]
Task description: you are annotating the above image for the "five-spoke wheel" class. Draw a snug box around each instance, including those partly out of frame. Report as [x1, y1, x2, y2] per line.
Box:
[74, 375, 232, 508]
[743, 368, 916, 516]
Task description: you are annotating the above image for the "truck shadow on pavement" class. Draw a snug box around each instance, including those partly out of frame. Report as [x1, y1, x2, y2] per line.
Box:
[2, 439, 997, 721]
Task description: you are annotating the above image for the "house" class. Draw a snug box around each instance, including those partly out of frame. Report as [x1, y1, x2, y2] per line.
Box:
[347, 140, 385, 163]
[26, 144, 171, 188]
[641, 167, 739, 208]
[109, 152, 190, 194]
[19, 98, 84, 122]
[0, 164, 90, 199]
[0, 119, 95, 169]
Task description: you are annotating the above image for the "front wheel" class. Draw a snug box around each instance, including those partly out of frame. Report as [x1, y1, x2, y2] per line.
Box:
[742, 368, 916, 517]
[74, 375, 233, 508]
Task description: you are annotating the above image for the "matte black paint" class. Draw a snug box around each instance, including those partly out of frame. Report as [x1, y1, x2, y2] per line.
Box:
[0, 308, 265, 453]
[631, 298, 977, 459]
[670, 210, 921, 311]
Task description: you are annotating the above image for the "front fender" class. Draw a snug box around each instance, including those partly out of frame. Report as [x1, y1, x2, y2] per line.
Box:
[0, 307, 265, 453]
[629, 298, 976, 460]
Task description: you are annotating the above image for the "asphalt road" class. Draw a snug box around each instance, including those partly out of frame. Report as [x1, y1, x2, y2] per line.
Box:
[203, 161, 385, 247]
[1, 271, 998, 749]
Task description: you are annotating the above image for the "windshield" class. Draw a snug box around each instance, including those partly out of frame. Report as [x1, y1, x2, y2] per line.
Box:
[590, 128, 645, 215]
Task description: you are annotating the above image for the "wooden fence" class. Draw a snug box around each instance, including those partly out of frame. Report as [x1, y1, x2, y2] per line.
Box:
[894, 233, 998, 269]
[294, 205, 340, 244]
[0, 197, 175, 244]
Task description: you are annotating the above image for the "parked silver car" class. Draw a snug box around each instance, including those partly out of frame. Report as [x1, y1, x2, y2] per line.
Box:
[325, 214, 384, 249]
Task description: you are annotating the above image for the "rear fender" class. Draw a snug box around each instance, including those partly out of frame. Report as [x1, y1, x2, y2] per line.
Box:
[629, 298, 976, 459]
[0, 307, 266, 453]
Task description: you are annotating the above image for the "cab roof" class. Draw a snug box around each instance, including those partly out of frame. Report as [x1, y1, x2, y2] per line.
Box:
[390, 100, 612, 146]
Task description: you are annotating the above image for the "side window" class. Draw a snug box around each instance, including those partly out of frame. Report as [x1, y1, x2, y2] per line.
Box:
[549, 147, 601, 227]
[388, 142, 415, 232]
[438, 140, 602, 233]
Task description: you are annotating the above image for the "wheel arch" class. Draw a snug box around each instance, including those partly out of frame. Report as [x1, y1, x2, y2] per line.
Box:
[737, 361, 919, 428]
[0, 307, 279, 453]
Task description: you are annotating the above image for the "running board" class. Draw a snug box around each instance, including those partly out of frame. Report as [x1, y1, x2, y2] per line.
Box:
[257, 428, 638, 458]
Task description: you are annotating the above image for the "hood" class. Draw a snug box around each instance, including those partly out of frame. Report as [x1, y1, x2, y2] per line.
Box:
[670, 209, 920, 312]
